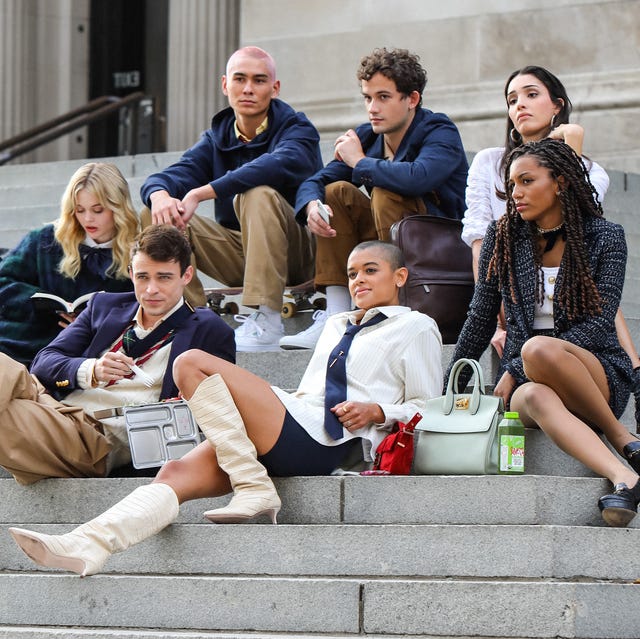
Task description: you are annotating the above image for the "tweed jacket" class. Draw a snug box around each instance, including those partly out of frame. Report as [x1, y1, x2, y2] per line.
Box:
[449, 215, 633, 410]
[31, 291, 236, 400]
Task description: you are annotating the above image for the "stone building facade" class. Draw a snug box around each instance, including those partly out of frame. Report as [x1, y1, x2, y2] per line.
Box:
[1, 0, 639, 172]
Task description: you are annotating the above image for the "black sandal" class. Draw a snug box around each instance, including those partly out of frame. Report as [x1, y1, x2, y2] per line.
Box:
[598, 480, 640, 527]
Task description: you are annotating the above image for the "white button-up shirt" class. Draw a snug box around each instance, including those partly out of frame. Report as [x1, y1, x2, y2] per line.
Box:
[271, 305, 443, 461]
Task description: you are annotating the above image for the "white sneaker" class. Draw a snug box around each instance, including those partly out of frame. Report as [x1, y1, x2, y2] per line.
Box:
[234, 311, 284, 352]
[279, 310, 327, 350]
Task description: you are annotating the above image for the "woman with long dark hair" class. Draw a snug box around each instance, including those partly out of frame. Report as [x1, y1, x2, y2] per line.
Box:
[454, 138, 640, 527]
[462, 65, 640, 426]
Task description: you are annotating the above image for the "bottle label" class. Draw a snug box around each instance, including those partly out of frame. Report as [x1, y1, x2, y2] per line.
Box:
[499, 434, 525, 472]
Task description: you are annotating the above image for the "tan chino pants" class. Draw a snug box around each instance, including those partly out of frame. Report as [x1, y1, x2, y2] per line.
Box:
[0, 354, 111, 485]
[314, 181, 427, 288]
[143, 186, 315, 311]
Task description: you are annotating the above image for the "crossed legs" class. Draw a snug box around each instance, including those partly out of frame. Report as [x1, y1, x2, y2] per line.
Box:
[510, 335, 637, 487]
[145, 349, 287, 507]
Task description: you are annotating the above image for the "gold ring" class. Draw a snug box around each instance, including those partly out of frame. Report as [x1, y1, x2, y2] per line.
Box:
[346, 421, 351, 428]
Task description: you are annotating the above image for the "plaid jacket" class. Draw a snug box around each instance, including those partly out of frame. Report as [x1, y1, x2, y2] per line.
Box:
[0, 224, 132, 366]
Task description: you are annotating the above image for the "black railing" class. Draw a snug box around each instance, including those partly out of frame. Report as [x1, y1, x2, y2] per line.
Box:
[0, 92, 152, 165]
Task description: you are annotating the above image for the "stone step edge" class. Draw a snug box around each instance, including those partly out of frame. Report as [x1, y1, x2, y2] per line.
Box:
[1, 572, 635, 585]
[0, 629, 542, 639]
[3, 575, 638, 639]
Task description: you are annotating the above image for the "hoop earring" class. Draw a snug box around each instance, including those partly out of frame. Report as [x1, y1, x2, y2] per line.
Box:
[550, 114, 557, 130]
[509, 128, 521, 144]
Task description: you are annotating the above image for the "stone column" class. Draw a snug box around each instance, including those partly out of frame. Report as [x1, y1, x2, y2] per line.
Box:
[165, 0, 239, 151]
[0, 0, 37, 151]
[0, 0, 89, 163]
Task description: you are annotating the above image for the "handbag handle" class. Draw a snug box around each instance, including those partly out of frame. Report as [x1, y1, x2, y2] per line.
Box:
[443, 358, 485, 416]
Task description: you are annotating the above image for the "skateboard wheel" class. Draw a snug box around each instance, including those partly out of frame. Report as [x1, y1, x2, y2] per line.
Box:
[313, 298, 327, 311]
[223, 302, 239, 315]
[281, 302, 297, 318]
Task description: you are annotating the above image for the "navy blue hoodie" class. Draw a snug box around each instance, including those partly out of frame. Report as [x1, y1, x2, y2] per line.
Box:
[141, 99, 323, 231]
[295, 108, 468, 220]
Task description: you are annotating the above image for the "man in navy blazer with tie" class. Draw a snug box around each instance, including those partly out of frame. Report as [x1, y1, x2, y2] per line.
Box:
[0, 225, 235, 485]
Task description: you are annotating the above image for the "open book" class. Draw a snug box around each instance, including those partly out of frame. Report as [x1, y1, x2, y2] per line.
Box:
[31, 290, 101, 314]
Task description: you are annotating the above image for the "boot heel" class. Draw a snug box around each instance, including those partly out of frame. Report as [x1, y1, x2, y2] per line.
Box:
[203, 494, 281, 524]
[203, 505, 280, 524]
[188, 374, 282, 525]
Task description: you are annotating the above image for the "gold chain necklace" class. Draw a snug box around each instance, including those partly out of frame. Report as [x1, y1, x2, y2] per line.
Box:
[535, 222, 565, 235]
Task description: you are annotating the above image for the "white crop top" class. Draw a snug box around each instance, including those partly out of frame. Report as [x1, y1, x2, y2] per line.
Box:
[533, 266, 559, 330]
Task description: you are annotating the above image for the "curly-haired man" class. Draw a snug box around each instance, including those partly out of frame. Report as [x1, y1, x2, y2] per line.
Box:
[284, 47, 468, 349]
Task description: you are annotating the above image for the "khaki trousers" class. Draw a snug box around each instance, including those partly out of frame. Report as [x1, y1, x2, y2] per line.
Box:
[144, 186, 315, 311]
[0, 354, 111, 485]
[314, 181, 427, 287]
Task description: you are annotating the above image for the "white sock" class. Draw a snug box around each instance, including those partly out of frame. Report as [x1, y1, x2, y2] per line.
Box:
[325, 286, 352, 316]
[258, 305, 283, 328]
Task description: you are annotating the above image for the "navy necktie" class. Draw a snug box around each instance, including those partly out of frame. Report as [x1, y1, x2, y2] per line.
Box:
[324, 312, 387, 439]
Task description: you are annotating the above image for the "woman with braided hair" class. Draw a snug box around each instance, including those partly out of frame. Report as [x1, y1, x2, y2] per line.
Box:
[461, 66, 640, 429]
[450, 138, 640, 527]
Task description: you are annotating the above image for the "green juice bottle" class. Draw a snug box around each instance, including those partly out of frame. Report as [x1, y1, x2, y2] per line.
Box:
[498, 411, 525, 474]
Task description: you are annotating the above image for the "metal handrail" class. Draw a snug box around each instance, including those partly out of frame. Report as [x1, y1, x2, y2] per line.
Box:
[0, 91, 145, 165]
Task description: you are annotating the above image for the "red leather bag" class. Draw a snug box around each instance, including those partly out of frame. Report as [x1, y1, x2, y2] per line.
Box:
[371, 412, 422, 475]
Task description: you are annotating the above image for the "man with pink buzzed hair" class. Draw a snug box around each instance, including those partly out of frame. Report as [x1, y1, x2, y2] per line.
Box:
[141, 46, 322, 351]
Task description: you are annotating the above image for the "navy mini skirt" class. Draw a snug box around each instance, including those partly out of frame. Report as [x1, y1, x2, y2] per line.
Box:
[258, 410, 362, 476]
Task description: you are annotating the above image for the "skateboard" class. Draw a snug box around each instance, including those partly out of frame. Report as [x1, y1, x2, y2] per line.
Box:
[281, 279, 326, 318]
[203, 286, 242, 316]
[204, 279, 326, 318]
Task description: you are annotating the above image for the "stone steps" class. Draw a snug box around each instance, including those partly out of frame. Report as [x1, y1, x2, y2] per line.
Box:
[0, 474, 635, 529]
[2, 154, 640, 639]
[2, 473, 640, 638]
[1, 572, 639, 638]
[1, 632, 506, 639]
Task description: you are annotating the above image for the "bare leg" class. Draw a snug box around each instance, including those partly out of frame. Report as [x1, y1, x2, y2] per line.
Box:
[152, 442, 231, 503]
[519, 336, 635, 453]
[174, 350, 284, 522]
[173, 349, 286, 454]
[9, 366, 286, 577]
[511, 382, 637, 487]
[9, 352, 292, 575]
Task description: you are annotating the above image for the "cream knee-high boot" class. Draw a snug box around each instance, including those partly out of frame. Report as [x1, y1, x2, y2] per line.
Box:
[187, 373, 281, 524]
[9, 483, 179, 577]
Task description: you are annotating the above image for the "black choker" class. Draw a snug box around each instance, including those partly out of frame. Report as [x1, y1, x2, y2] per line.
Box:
[535, 222, 566, 253]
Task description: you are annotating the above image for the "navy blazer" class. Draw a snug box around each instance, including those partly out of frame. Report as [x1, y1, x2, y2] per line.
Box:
[31, 291, 235, 400]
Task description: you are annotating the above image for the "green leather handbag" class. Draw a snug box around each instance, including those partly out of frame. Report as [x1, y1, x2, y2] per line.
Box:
[413, 358, 504, 475]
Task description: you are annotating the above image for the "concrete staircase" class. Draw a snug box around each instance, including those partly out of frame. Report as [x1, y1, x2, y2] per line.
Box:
[2, 471, 640, 638]
[1, 156, 640, 637]
[1, 344, 639, 638]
